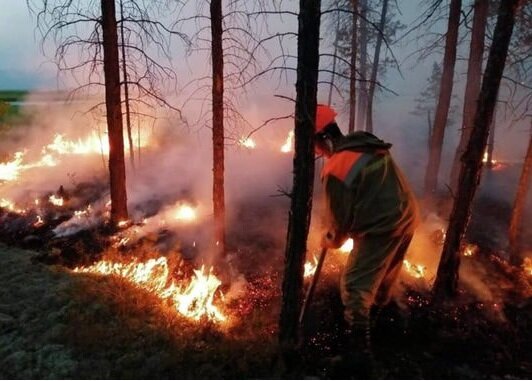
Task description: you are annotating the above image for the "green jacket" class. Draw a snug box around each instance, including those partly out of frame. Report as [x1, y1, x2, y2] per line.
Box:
[322, 132, 419, 247]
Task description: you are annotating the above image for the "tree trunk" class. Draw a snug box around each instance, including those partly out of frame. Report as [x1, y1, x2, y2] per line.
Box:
[427, 109, 432, 155]
[348, 0, 358, 133]
[365, 0, 388, 134]
[508, 124, 532, 264]
[449, 0, 488, 192]
[357, 0, 368, 131]
[486, 103, 497, 168]
[279, 0, 321, 346]
[211, 0, 225, 256]
[327, 7, 340, 107]
[101, 0, 128, 225]
[119, 0, 135, 171]
[423, 0, 461, 197]
[433, 0, 519, 301]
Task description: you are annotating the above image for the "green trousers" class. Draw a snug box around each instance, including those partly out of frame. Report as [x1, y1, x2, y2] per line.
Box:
[341, 232, 413, 327]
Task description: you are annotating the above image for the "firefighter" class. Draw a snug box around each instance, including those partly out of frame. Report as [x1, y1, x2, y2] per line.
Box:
[315, 104, 419, 355]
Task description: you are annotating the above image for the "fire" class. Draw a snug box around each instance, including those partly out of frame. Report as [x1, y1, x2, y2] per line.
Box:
[402, 259, 426, 279]
[48, 195, 64, 206]
[33, 215, 44, 227]
[45, 132, 115, 156]
[238, 137, 256, 149]
[338, 238, 354, 253]
[0, 151, 25, 181]
[304, 254, 318, 278]
[462, 243, 478, 257]
[0, 198, 25, 214]
[482, 150, 498, 166]
[174, 203, 197, 222]
[73, 257, 226, 322]
[523, 258, 532, 276]
[165, 265, 226, 322]
[280, 130, 294, 153]
[74, 205, 92, 218]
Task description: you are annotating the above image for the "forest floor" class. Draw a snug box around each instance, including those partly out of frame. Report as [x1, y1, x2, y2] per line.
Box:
[0, 165, 531, 379]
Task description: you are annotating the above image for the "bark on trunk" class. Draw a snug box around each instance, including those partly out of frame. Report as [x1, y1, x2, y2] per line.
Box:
[486, 104, 497, 168]
[450, 0, 488, 192]
[211, 0, 225, 256]
[365, 0, 388, 134]
[433, 0, 519, 301]
[357, 0, 368, 131]
[423, 0, 461, 196]
[427, 110, 432, 155]
[348, 0, 358, 133]
[119, 0, 135, 171]
[508, 124, 532, 264]
[327, 8, 340, 107]
[279, 0, 321, 346]
[101, 0, 128, 225]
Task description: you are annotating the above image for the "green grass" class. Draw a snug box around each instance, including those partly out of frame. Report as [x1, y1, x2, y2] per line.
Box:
[0, 90, 28, 102]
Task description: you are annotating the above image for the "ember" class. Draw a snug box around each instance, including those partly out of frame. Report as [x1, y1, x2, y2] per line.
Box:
[73, 257, 227, 323]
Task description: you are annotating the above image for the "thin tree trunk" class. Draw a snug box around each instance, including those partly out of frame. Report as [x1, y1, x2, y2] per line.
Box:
[348, 0, 358, 133]
[486, 104, 497, 168]
[509, 124, 532, 264]
[279, 0, 321, 346]
[357, 0, 368, 131]
[327, 7, 340, 107]
[119, 0, 135, 170]
[423, 0, 462, 197]
[211, 0, 225, 256]
[365, 0, 388, 134]
[433, 0, 519, 301]
[101, 0, 128, 225]
[427, 109, 433, 155]
[450, 0, 488, 191]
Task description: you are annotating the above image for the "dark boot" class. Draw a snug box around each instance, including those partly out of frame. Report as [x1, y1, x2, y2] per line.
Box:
[347, 323, 375, 378]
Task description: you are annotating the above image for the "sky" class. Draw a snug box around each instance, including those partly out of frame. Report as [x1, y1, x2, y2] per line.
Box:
[0, 0, 529, 168]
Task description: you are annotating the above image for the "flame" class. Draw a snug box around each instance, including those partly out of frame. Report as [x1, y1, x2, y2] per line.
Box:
[238, 137, 256, 149]
[338, 238, 354, 254]
[280, 130, 294, 153]
[174, 203, 197, 222]
[33, 215, 44, 227]
[522, 258, 532, 276]
[0, 151, 25, 181]
[0, 198, 26, 214]
[304, 254, 319, 278]
[482, 150, 498, 166]
[402, 259, 426, 279]
[49, 195, 64, 207]
[74, 205, 92, 218]
[73, 257, 226, 322]
[164, 265, 226, 322]
[462, 243, 478, 257]
[117, 220, 129, 228]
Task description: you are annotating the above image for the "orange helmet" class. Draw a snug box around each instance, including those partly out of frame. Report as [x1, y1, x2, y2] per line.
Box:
[315, 104, 337, 133]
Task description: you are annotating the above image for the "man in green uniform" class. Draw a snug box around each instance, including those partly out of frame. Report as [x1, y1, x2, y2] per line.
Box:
[315, 104, 419, 349]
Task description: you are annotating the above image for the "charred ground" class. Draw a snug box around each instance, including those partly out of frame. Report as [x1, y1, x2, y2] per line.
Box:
[0, 164, 531, 379]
